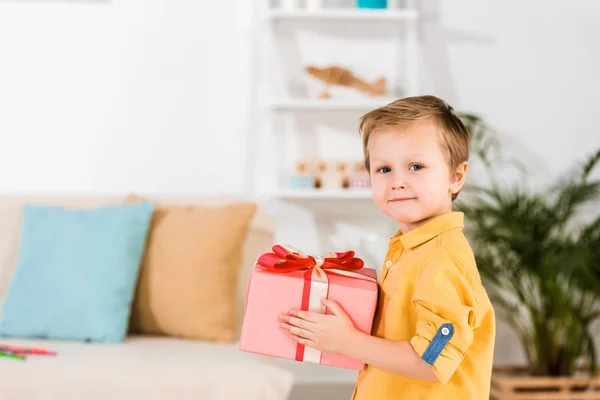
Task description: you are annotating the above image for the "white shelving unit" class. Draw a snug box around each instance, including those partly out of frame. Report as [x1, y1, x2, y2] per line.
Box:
[245, 0, 422, 203]
[244, 1, 422, 389]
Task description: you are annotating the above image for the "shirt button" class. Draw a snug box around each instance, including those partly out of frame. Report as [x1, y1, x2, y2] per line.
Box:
[385, 260, 392, 268]
[441, 327, 450, 336]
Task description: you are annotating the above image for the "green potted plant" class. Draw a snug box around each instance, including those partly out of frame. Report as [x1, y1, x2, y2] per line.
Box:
[456, 113, 600, 398]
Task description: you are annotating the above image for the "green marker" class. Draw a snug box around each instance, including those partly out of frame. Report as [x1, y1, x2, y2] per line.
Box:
[0, 351, 25, 360]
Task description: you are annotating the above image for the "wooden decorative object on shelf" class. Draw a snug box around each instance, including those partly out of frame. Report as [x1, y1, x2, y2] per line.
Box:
[490, 366, 600, 400]
[319, 160, 350, 190]
[289, 160, 314, 189]
[313, 160, 328, 189]
[336, 161, 350, 189]
[350, 161, 370, 189]
[305, 65, 387, 99]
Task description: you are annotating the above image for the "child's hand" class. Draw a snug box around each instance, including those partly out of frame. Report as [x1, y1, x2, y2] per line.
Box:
[279, 298, 358, 355]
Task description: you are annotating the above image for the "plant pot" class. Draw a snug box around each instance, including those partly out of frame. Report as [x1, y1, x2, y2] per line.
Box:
[491, 366, 600, 399]
[357, 0, 387, 9]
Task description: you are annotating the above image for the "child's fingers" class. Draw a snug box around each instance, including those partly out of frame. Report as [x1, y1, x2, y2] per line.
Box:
[280, 314, 317, 331]
[288, 308, 327, 322]
[292, 334, 317, 349]
[280, 321, 313, 340]
[321, 298, 346, 317]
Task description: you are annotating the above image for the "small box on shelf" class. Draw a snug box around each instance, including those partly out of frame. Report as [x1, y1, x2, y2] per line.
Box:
[335, 161, 351, 189]
[289, 160, 314, 189]
[315, 160, 352, 190]
[313, 160, 328, 189]
[349, 161, 370, 189]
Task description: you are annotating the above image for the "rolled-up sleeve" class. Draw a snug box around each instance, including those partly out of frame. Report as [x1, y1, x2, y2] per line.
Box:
[409, 248, 477, 385]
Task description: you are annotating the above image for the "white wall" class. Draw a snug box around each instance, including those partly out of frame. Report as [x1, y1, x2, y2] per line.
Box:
[0, 0, 250, 194]
[1, 0, 599, 367]
[426, 0, 600, 182]
[1, 0, 599, 192]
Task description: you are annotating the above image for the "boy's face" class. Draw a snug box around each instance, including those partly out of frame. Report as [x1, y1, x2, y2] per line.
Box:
[367, 120, 467, 232]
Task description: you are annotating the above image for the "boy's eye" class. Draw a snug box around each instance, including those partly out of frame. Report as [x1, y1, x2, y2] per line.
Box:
[409, 164, 424, 171]
[377, 166, 391, 174]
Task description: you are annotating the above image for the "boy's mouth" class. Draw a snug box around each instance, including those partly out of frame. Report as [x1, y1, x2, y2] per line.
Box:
[388, 197, 416, 202]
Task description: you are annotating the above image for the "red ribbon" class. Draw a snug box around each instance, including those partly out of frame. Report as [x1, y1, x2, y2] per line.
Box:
[256, 244, 365, 273]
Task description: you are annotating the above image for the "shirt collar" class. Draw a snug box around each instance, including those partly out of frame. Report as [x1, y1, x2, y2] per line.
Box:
[389, 212, 465, 249]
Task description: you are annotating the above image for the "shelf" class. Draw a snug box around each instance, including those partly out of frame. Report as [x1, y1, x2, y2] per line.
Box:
[246, 2, 420, 213]
[270, 98, 397, 112]
[267, 8, 419, 22]
[273, 189, 372, 200]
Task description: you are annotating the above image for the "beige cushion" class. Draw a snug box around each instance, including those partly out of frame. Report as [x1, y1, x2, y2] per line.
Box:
[128, 199, 258, 342]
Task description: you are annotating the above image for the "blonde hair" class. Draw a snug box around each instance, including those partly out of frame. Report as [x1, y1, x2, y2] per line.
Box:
[359, 95, 470, 200]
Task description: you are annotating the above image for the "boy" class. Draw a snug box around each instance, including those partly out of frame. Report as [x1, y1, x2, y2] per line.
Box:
[279, 95, 496, 399]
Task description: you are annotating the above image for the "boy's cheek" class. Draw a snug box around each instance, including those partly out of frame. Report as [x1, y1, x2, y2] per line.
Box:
[370, 176, 386, 191]
[421, 179, 450, 198]
[370, 190, 388, 212]
[370, 185, 388, 204]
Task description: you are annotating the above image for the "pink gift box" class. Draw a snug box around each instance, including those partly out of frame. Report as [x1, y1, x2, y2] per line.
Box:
[239, 245, 378, 370]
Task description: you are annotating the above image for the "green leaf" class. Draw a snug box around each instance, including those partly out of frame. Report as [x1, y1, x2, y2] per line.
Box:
[580, 148, 600, 181]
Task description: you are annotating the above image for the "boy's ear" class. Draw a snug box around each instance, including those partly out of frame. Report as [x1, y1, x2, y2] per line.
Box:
[450, 161, 468, 195]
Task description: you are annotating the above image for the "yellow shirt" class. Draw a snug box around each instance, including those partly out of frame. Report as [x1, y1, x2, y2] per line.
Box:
[351, 212, 495, 400]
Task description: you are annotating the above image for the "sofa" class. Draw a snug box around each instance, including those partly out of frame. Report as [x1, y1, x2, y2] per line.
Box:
[0, 195, 295, 400]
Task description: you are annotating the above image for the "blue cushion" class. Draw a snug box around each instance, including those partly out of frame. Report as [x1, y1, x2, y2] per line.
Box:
[0, 201, 154, 343]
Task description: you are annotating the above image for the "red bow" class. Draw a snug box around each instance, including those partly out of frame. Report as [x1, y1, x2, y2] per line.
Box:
[256, 244, 364, 273]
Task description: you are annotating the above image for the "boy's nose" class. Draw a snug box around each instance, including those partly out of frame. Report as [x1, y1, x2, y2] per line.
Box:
[390, 172, 408, 190]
